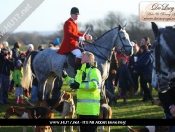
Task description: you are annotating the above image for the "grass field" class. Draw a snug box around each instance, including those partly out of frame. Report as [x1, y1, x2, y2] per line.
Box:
[0, 82, 165, 132]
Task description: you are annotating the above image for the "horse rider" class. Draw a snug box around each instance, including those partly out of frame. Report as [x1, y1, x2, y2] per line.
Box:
[57, 7, 92, 72]
[62, 51, 102, 132]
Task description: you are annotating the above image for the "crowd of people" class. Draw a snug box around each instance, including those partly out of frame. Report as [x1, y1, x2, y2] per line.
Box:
[104, 37, 154, 104]
[0, 39, 63, 105]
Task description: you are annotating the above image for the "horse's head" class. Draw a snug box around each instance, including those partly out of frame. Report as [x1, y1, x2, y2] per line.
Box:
[151, 22, 175, 93]
[115, 23, 133, 56]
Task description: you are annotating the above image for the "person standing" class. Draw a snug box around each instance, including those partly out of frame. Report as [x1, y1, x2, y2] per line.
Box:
[11, 41, 22, 62]
[0, 43, 14, 104]
[25, 44, 34, 97]
[131, 45, 154, 102]
[128, 42, 140, 95]
[10, 41, 22, 93]
[62, 51, 101, 132]
[105, 51, 118, 94]
[13, 60, 24, 104]
[115, 57, 134, 104]
[58, 7, 92, 72]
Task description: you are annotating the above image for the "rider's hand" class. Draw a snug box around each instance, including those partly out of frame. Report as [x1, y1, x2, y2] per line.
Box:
[62, 69, 68, 78]
[79, 36, 85, 42]
[85, 34, 92, 40]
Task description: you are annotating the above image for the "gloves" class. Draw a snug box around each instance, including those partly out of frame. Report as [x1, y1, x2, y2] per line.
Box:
[85, 34, 92, 40]
[70, 81, 80, 89]
[62, 69, 68, 78]
[79, 36, 85, 42]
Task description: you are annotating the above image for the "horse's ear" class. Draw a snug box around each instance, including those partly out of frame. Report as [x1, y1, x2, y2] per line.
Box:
[122, 23, 127, 29]
[118, 25, 122, 31]
[151, 22, 159, 37]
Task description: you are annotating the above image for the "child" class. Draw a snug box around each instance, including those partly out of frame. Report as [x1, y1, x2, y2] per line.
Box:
[115, 57, 134, 104]
[12, 60, 24, 104]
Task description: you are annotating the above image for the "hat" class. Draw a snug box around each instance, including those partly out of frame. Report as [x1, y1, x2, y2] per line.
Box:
[27, 44, 34, 50]
[53, 38, 60, 45]
[70, 7, 80, 15]
[16, 60, 22, 65]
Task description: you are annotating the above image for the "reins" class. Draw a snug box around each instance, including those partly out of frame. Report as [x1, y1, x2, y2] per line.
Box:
[79, 29, 131, 62]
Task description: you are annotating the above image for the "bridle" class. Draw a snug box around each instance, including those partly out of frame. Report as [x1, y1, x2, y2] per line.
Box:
[153, 38, 175, 93]
[79, 29, 132, 62]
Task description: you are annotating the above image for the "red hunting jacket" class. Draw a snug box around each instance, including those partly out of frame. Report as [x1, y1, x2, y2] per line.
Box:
[57, 18, 83, 54]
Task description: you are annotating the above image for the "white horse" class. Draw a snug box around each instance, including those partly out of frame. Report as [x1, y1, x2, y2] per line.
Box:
[21, 24, 133, 100]
[151, 22, 175, 93]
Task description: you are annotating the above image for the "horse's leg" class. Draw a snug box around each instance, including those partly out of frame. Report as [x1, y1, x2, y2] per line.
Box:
[34, 65, 50, 101]
[45, 75, 56, 99]
[38, 79, 47, 101]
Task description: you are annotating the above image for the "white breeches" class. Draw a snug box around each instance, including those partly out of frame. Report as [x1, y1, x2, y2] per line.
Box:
[71, 49, 82, 58]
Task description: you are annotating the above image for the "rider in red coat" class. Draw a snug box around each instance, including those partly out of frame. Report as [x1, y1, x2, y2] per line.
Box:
[57, 7, 92, 71]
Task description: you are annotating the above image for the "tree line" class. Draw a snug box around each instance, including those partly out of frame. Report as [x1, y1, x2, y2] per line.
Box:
[1, 12, 155, 51]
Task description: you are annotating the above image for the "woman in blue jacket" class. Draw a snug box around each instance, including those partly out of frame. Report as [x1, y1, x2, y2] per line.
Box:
[131, 45, 154, 102]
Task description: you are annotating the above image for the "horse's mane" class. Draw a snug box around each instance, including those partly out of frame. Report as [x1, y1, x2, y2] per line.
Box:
[161, 27, 175, 53]
[159, 26, 175, 67]
[95, 26, 119, 40]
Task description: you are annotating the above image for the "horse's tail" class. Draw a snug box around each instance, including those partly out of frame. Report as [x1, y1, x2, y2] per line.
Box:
[21, 53, 33, 90]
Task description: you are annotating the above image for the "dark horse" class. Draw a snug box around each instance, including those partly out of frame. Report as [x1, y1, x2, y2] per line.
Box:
[22, 24, 133, 100]
[151, 22, 175, 93]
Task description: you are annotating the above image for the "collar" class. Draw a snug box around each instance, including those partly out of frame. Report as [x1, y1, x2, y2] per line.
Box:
[81, 63, 92, 71]
[70, 17, 77, 24]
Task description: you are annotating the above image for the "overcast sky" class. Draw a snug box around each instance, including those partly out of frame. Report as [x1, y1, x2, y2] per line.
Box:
[0, 0, 174, 32]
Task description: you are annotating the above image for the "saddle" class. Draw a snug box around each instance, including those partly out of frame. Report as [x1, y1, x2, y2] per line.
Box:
[63, 53, 76, 69]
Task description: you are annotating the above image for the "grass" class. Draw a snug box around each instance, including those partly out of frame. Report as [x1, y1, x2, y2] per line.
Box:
[0, 82, 165, 132]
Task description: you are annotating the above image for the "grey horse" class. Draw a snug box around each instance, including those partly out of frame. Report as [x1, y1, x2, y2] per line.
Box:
[21, 24, 133, 100]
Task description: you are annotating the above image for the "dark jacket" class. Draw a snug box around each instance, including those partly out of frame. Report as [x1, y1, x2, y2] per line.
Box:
[133, 51, 153, 74]
[115, 64, 134, 89]
[128, 52, 140, 74]
[0, 53, 14, 76]
[12, 47, 21, 62]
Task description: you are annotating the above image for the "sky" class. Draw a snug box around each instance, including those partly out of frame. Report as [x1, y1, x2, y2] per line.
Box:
[0, 0, 174, 33]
